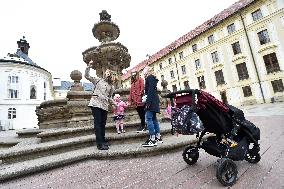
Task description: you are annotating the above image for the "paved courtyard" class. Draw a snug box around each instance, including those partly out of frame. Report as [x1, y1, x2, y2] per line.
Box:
[1, 103, 284, 189]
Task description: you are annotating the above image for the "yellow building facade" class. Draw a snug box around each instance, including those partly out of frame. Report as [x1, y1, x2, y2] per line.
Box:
[122, 0, 284, 106]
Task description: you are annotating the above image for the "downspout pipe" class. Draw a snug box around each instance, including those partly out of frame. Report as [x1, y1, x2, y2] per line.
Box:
[239, 12, 266, 103]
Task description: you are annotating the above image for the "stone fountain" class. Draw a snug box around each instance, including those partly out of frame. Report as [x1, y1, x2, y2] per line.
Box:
[82, 10, 131, 89]
[36, 11, 165, 129]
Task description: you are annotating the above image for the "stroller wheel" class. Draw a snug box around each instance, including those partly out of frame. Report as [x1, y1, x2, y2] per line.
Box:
[216, 158, 238, 186]
[245, 150, 261, 163]
[182, 146, 199, 165]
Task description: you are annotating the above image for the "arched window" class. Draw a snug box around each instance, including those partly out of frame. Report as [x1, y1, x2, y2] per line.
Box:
[8, 108, 16, 119]
[30, 85, 37, 99]
[44, 82, 47, 100]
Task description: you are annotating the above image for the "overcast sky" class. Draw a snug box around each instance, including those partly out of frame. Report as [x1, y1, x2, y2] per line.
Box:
[0, 0, 237, 81]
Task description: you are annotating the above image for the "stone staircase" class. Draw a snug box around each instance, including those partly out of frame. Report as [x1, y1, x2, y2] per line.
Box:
[0, 121, 202, 181]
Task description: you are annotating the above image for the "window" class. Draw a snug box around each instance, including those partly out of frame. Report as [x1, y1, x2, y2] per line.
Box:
[44, 82, 47, 100]
[179, 51, 184, 59]
[159, 63, 163, 70]
[8, 108, 16, 119]
[170, 70, 175, 79]
[197, 76, 206, 89]
[236, 63, 249, 80]
[232, 42, 242, 55]
[211, 51, 219, 63]
[195, 59, 201, 70]
[242, 86, 252, 97]
[172, 85, 177, 92]
[208, 35, 215, 44]
[252, 9, 263, 21]
[161, 75, 164, 80]
[263, 53, 280, 74]
[215, 70, 225, 85]
[257, 30, 270, 45]
[30, 85, 36, 99]
[168, 58, 173, 64]
[8, 89, 18, 98]
[8, 76, 19, 83]
[184, 81, 189, 89]
[227, 23, 236, 34]
[271, 79, 284, 93]
[192, 44, 197, 52]
[181, 65, 186, 75]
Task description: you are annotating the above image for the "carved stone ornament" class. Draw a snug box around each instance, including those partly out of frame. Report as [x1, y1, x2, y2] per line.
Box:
[99, 10, 111, 21]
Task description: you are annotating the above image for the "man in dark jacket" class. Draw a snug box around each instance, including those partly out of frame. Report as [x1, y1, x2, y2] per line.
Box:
[142, 66, 163, 147]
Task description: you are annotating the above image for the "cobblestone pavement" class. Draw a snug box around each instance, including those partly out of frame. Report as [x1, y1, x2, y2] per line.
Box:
[1, 103, 284, 189]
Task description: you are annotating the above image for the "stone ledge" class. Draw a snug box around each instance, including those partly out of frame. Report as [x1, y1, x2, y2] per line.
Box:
[16, 129, 44, 138]
[37, 121, 158, 142]
[0, 134, 211, 182]
[0, 125, 172, 163]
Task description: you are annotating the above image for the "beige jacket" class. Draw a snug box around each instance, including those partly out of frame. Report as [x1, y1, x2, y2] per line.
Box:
[85, 67, 114, 111]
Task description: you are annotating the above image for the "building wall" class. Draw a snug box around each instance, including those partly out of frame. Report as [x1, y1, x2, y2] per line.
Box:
[122, 0, 284, 106]
[0, 62, 53, 130]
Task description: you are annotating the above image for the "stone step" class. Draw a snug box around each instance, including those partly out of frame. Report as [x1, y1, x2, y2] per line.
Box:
[16, 129, 44, 138]
[0, 141, 19, 149]
[0, 134, 202, 182]
[0, 125, 172, 164]
[37, 121, 144, 142]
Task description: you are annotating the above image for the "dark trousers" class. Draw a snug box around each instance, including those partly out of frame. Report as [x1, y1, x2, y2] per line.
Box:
[136, 105, 146, 128]
[91, 107, 108, 145]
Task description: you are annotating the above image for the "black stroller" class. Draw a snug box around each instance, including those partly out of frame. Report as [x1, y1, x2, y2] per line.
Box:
[164, 89, 261, 186]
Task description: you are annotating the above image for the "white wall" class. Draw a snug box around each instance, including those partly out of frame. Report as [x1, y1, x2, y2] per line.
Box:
[0, 62, 53, 130]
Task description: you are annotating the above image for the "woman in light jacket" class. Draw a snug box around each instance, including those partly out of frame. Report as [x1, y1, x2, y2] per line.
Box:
[85, 62, 114, 150]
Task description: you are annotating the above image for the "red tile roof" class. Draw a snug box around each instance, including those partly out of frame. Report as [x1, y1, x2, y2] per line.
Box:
[122, 0, 255, 80]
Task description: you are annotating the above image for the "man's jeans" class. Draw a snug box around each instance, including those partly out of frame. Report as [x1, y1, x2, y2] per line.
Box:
[145, 111, 160, 136]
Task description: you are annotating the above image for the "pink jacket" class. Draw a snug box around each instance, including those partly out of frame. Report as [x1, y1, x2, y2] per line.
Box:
[113, 101, 128, 115]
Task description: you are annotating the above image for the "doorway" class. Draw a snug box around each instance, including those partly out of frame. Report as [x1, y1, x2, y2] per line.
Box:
[220, 91, 228, 104]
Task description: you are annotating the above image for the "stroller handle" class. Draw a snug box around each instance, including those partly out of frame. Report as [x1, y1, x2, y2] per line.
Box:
[163, 89, 200, 98]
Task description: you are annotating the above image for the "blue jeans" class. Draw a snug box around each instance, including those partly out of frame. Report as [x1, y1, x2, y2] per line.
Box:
[145, 111, 160, 136]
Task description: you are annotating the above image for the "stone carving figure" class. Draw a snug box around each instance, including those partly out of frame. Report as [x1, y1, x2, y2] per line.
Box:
[99, 10, 111, 21]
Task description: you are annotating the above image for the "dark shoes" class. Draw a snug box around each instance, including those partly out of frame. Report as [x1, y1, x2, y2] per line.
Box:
[136, 126, 147, 133]
[97, 143, 109, 150]
[136, 128, 145, 133]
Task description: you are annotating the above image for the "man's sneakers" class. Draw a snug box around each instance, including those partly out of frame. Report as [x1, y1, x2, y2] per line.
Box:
[155, 137, 163, 144]
[142, 139, 157, 147]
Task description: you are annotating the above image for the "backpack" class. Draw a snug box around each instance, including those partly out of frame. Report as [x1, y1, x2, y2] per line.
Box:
[171, 105, 204, 135]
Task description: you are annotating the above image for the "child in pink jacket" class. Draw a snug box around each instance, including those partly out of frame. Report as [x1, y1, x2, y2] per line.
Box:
[113, 94, 128, 134]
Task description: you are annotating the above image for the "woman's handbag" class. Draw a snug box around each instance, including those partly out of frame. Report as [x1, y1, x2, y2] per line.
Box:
[142, 95, 147, 103]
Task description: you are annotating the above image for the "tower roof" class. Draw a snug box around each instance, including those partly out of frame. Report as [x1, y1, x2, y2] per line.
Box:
[0, 37, 49, 73]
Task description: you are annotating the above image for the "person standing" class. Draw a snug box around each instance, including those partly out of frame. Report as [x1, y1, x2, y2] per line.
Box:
[142, 66, 163, 147]
[128, 71, 146, 133]
[85, 62, 114, 150]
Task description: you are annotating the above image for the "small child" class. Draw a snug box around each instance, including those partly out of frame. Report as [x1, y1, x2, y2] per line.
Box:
[113, 94, 128, 134]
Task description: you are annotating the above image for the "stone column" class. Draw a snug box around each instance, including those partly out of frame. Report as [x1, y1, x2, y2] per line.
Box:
[66, 70, 93, 128]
